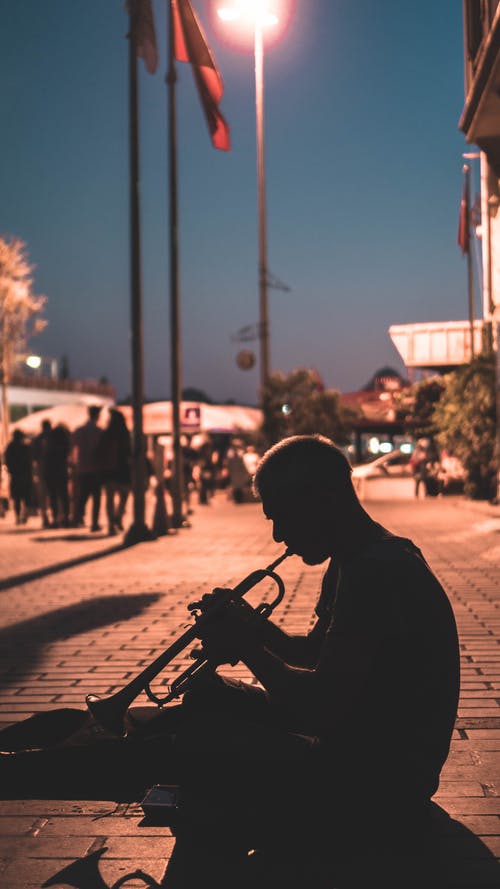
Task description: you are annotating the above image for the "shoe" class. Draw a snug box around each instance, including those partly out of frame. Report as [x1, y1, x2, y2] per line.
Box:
[90, 524, 102, 533]
[108, 526, 117, 536]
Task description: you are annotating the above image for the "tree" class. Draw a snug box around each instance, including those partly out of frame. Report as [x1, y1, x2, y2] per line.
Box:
[396, 376, 447, 440]
[397, 360, 497, 500]
[182, 387, 213, 404]
[258, 367, 361, 449]
[432, 355, 496, 500]
[0, 236, 47, 452]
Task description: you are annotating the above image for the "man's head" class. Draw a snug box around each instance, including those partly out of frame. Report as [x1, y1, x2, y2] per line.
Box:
[41, 420, 52, 433]
[253, 435, 358, 564]
[88, 405, 101, 423]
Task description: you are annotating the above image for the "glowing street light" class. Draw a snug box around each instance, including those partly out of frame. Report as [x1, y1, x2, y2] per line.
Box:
[218, 1, 278, 27]
[217, 1, 280, 395]
[25, 355, 42, 370]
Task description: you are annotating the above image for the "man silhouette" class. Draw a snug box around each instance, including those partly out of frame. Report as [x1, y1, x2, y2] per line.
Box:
[71, 405, 103, 531]
[0, 435, 460, 886]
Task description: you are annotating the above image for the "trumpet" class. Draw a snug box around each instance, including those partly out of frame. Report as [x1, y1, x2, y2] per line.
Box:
[85, 549, 291, 737]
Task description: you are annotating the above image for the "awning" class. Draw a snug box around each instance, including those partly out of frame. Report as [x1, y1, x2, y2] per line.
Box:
[10, 401, 263, 437]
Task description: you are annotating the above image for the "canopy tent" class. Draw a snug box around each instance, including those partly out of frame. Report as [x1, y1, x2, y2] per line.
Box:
[8, 403, 112, 436]
[9, 401, 263, 438]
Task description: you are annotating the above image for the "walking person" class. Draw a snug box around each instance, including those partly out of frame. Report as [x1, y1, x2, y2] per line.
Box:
[70, 405, 104, 531]
[94, 409, 132, 536]
[31, 419, 52, 528]
[224, 440, 251, 504]
[44, 423, 71, 528]
[4, 429, 34, 525]
[409, 439, 430, 498]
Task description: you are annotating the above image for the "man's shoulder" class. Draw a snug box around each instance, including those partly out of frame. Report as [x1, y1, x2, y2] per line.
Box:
[360, 532, 420, 566]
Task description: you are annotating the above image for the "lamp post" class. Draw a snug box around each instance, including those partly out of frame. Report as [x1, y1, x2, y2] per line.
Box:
[217, 1, 279, 396]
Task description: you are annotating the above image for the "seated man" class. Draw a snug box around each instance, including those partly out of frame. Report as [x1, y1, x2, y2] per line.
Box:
[0, 435, 460, 884]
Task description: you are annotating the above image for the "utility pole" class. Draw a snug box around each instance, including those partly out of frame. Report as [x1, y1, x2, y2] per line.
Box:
[167, 0, 185, 529]
[123, 5, 153, 546]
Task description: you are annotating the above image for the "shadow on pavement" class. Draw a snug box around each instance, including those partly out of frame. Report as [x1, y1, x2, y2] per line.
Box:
[1, 527, 39, 535]
[31, 533, 111, 542]
[0, 592, 161, 695]
[41, 847, 161, 888]
[0, 541, 126, 592]
[158, 803, 500, 888]
[37, 803, 500, 889]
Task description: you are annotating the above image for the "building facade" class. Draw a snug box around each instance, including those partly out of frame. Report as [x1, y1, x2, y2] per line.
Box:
[459, 0, 500, 494]
[459, 0, 500, 333]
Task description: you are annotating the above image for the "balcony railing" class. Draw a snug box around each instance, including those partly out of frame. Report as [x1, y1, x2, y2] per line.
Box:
[9, 371, 116, 399]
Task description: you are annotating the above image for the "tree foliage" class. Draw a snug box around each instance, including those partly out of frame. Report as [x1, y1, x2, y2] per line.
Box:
[396, 376, 447, 439]
[0, 236, 47, 450]
[258, 367, 361, 449]
[432, 355, 497, 500]
[398, 358, 497, 501]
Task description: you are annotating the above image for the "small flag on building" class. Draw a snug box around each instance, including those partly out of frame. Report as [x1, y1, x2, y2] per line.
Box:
[127, 0, 159, 74]
[457, 177, 470, 255]
[171, 0, 231, 151]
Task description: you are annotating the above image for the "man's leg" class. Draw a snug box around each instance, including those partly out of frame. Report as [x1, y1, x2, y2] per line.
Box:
[90, 473, 102, 530]
[36, 477, 50, 527]
[104, 481, 116, 534]
[0, 734, 178, 802]
[75, 473, 90, 525]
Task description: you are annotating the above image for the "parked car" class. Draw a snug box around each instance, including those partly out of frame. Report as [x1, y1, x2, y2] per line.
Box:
[351, 449, 413, 481]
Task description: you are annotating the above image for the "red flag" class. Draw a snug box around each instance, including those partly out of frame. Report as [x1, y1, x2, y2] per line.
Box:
[127, 0, 158, 74]
[457, 178, 470, 255]
[171, 0, 231, 151]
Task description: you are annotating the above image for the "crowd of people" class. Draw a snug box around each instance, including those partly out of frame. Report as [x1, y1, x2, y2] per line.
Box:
[1, 405, 133, 534]
[1, 408, 264, 532]
[2, 415, 468, 531]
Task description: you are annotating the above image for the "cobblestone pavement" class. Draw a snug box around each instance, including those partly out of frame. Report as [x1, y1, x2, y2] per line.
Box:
[0, 491, 499, 887]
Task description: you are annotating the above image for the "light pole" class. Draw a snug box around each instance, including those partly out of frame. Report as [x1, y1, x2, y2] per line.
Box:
[217, 1, 279, 396]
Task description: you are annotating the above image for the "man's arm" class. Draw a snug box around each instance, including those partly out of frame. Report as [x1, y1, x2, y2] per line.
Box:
[239, 627, 379, 732]
[257, 616, 325, 667]
[195, 588, 324, 669]
[198, 592, 381, 734]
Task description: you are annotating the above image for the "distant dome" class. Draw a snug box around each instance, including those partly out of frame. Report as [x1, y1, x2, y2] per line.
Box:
[361, 366, 409, 392]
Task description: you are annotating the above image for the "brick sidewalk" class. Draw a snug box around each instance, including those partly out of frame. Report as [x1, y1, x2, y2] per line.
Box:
[0, 493, 499, 887]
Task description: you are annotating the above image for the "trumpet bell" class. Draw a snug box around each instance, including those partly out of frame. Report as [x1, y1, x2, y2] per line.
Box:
[85, 693, 128, 739]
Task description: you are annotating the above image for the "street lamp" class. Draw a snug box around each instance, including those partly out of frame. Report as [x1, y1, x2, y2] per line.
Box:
[217, 1, 279, 396]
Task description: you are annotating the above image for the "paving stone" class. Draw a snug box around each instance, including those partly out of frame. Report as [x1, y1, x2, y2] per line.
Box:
[38, 816, 169, 837]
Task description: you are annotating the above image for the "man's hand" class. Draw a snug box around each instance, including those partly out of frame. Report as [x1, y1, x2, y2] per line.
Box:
[195, 589, 259, 667]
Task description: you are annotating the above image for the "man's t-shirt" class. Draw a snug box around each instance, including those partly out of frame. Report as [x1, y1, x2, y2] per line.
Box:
[314, 529, 460, 803]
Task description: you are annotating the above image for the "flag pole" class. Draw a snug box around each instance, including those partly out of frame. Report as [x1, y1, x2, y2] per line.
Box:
[464, 163, 475, 361]
[167, 0, 186, 529]
[124, 2, 154, 545]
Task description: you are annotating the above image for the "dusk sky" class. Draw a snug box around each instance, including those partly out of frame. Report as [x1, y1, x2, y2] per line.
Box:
[1, 1, 478, 406]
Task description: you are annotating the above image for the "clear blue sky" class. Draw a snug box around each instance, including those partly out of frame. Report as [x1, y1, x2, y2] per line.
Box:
[1, 1, 477, 405]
